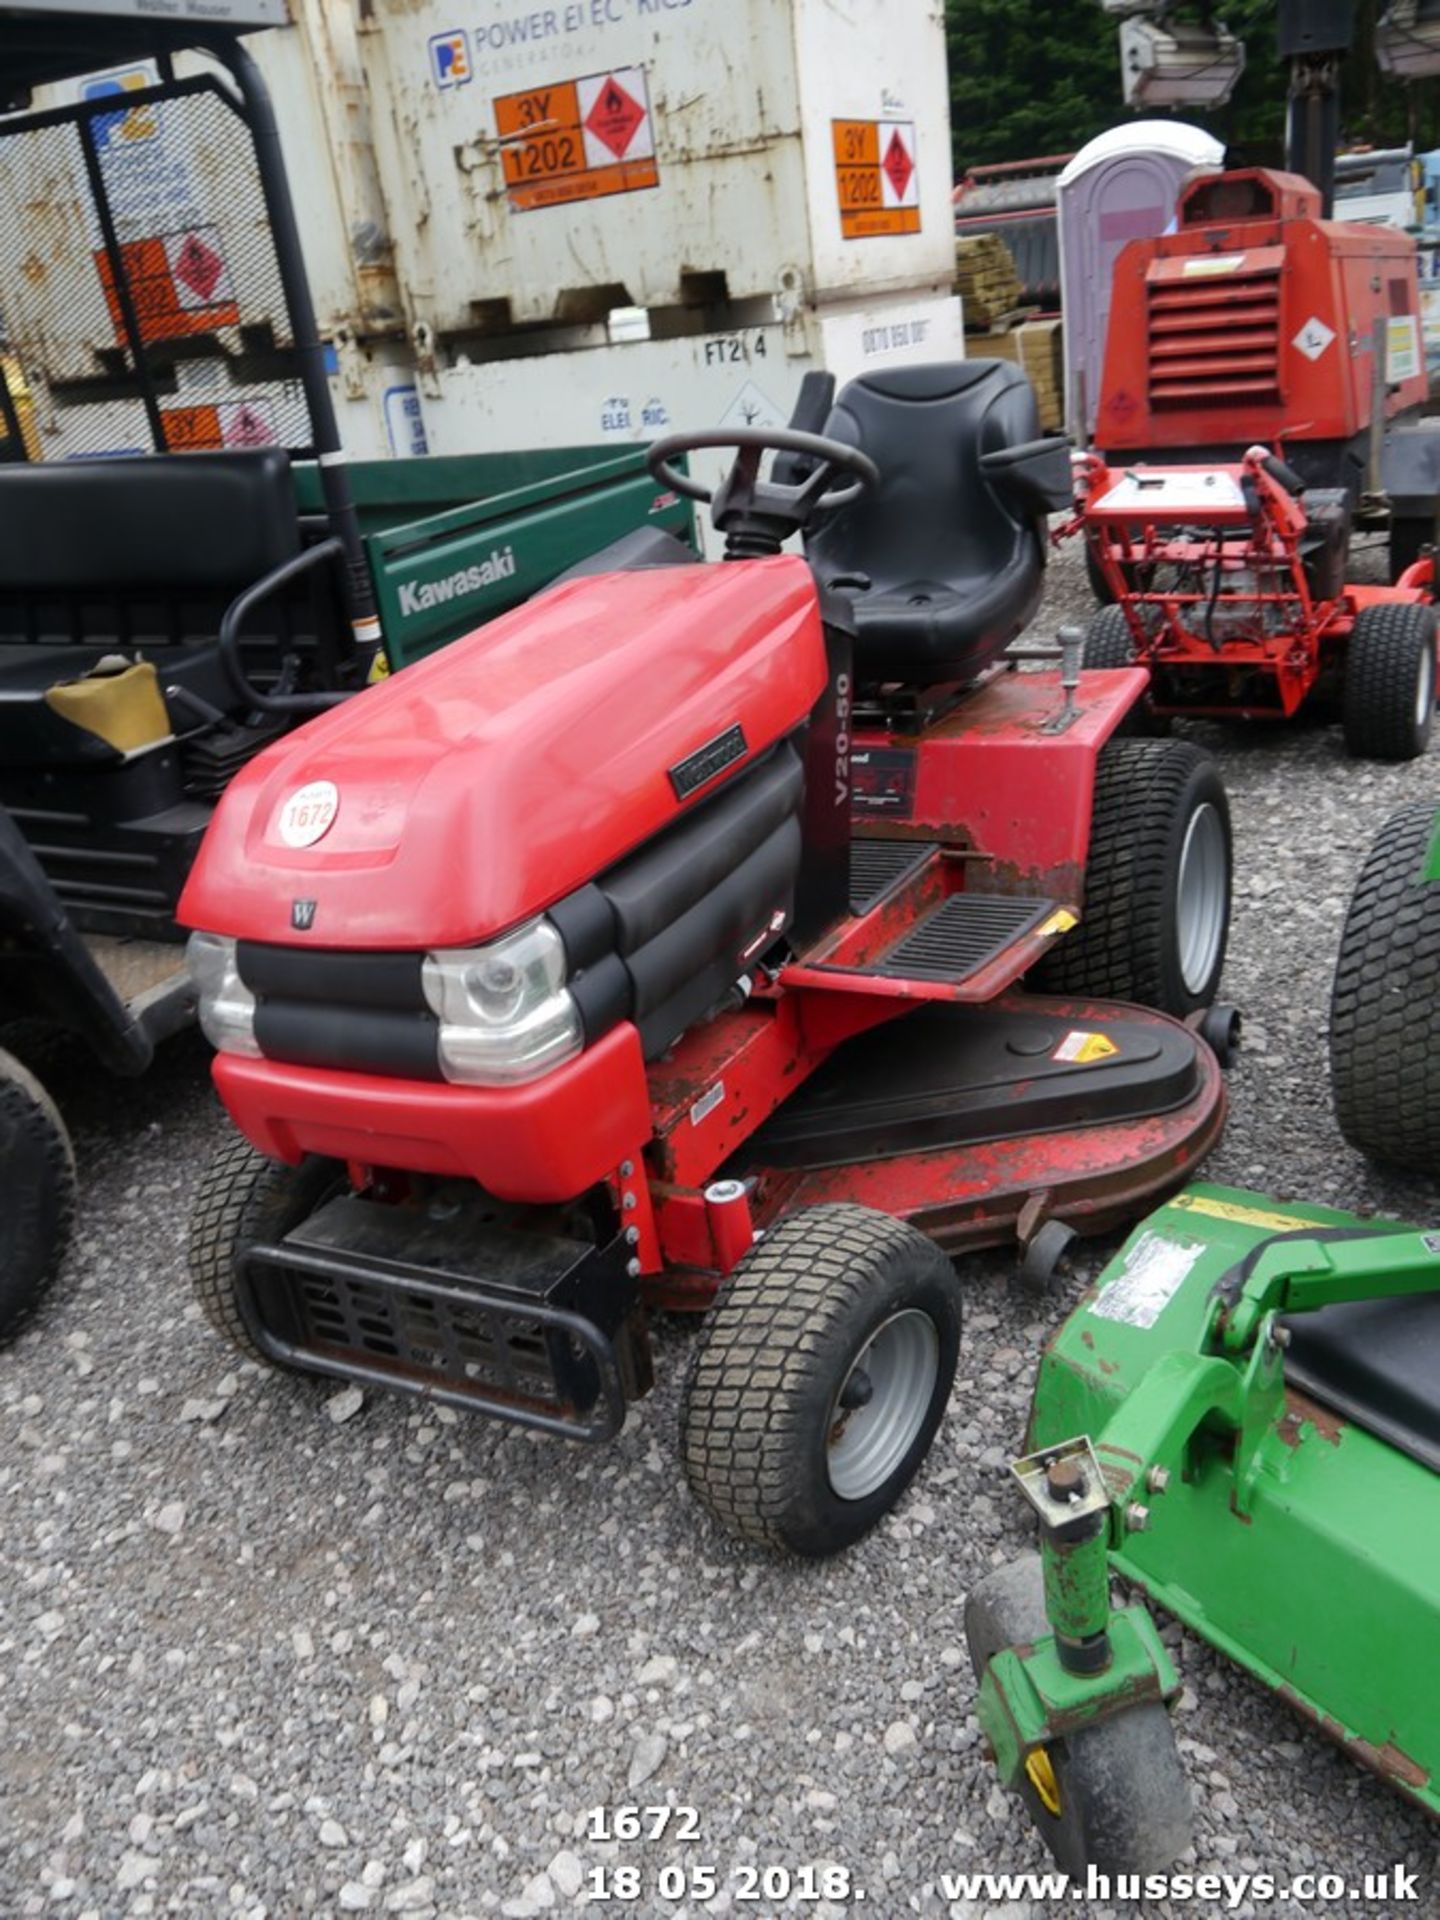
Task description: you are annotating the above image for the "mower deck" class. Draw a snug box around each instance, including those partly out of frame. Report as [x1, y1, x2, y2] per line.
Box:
[654, 995, 1226, 1304]
[1029, 1185, 1440, 1818]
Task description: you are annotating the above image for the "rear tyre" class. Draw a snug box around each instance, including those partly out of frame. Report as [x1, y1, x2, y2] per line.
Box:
[0, 1048, 76, 1345]
[189, 1132, 343, 1370]
[1084, 542, 1117, 606]
[1029, 737, 1231, 1016]
[1342, 602, 1436, 761]
[1330, 802, 1440, 1169]
[1082, 604, 1137, 671]
[680, 1204, 960, 1556]
[1083, 605, 1168, 736]
[965, 1553, 1193, 1875]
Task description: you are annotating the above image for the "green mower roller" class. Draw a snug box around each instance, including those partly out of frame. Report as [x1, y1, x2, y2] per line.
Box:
[970, 802, 1440, 1870]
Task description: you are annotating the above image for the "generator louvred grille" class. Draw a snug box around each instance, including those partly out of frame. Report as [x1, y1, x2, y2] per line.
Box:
[1147, 262, 1282, 407]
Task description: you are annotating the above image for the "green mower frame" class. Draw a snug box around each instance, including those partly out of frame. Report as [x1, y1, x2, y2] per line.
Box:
[972, 1182, 1440, 1869]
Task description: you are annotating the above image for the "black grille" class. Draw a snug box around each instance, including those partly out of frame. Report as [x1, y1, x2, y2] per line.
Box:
[849, 839, 937, 915]
[240, 1193, 636, 1442]
[298, 1267, 560, 1407]
[879, 894, 1053, 982]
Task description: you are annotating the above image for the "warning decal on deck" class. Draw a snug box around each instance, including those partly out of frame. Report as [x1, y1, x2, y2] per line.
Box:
[1092, 1230, 1204, 1328]
[495, 68, 658, 213]
[833, 120, 920, 240]
[1053, 1029, 1119, 1064]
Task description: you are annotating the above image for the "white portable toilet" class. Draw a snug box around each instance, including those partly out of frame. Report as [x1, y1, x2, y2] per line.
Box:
[1059, 122, 1224, 443]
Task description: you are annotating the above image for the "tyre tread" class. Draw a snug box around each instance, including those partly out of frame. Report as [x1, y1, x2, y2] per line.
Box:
[1330, 801, 1440, 1167]
[1343, 601, 1435, 761]
[680, 1204, 953, 1553]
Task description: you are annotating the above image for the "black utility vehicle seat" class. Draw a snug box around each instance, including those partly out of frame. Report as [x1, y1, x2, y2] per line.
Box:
[0, 449, 341, 765]
[805, 362, 1073, 687]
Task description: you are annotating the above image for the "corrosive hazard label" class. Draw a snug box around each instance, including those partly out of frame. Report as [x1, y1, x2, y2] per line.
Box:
[495, 67, 658, 212]
[833, 119, 919, 239]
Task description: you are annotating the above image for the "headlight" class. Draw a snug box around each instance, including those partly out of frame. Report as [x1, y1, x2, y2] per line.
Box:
[186, 931, 260, 1057]
[422, 917, 582, 1086]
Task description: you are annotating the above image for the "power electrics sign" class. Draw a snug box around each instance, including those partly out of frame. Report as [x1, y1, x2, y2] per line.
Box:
[494, 67, 659, 211]
[833, 119, 919, 240]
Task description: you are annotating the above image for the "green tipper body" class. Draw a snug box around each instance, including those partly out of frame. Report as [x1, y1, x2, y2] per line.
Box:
[1030, 1183, 1440, 1814]
[294, 447, 696, 667]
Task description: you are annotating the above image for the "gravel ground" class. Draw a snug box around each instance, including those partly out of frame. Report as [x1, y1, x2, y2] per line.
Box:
[7, 536, 1440, 1920]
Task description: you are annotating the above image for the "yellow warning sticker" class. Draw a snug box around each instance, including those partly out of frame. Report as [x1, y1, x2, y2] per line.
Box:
[1038, 908, 1079, 938]
[366, 650, 391, 684]
[1054, 1029, 1119, 1064]
[1170, 1193, 1318, 1232]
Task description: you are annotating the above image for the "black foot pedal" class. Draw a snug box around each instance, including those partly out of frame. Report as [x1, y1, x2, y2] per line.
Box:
[879, 894, 1053, 983]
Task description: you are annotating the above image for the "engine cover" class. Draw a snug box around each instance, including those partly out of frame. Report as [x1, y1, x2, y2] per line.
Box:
[180, 555, 826, 949]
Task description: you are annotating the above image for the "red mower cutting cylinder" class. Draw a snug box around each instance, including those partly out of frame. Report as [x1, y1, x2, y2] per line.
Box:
[1074, 443, 1437, 757]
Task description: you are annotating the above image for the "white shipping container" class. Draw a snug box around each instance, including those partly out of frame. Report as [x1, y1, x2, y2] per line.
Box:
[357, 0, 955, 336]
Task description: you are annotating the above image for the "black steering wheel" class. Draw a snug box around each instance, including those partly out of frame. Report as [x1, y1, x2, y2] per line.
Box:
[647, 427, 879, 557]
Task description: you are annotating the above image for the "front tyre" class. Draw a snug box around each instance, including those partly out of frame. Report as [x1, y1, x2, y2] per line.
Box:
[1342, 602, 1436, 761]
[965, 1553, 1193, 1875]
[189, 1132, 343, 1369]
[1030, 737, 1231, 1016]
[680, 1204, 960, 1556]
[0, 1048, 76, 1344]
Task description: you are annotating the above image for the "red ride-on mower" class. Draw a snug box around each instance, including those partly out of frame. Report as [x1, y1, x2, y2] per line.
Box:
[181, 363, 1237, 1556]
[1077, 444, 1438, 758]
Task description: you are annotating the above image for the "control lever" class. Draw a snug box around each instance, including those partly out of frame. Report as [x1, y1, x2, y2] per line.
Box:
[1058, 623, 1084, 726]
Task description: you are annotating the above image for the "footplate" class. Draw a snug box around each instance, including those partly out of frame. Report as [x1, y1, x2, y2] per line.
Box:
[239, 1192, 642, 1442]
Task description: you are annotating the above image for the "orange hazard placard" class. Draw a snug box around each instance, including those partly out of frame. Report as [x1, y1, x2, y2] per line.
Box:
[833, 119, 920, 239]
[162, 399, 277, 452]
[96, 225, 239, 345]
[494, 66, 659, 212]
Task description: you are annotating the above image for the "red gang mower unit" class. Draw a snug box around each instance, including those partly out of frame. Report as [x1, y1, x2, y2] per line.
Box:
[181, 364, 1237, 1556]
[1076, 444, 1438, 757]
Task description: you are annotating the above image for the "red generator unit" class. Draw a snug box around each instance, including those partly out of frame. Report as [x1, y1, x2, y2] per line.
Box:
[179, 366, 1238, 1558]
[1094, 168, 1438, 580]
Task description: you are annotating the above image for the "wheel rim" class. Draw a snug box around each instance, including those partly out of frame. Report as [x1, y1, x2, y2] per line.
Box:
[1176, 801, 1227, 997]
[1025, 1747, 1063, 1817]
[1416, 636, 1435, 730]
[826, 1309, 939, 1502]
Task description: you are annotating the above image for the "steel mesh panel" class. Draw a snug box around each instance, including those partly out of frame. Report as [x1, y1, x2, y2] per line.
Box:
[0, 80, 313, 460]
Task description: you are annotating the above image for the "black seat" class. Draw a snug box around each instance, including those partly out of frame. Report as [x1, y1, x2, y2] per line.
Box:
[805, 362, 1073, 687]
[0, 451, 352, 937]
[1285, 1292, 1440, 1475]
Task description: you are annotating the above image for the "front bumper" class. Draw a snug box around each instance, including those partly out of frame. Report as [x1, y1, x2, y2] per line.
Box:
[212, 1020, 651, 1205]
[240, 1188, 648, 1441]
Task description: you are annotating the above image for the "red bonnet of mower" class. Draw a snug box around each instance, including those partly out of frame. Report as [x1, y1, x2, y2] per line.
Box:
[179, 555, 827, 949]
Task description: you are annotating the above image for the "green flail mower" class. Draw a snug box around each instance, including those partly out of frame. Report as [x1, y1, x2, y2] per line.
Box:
[970, 800, 1440, 1872]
